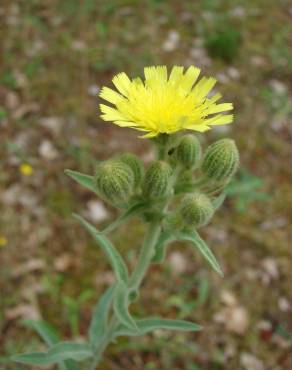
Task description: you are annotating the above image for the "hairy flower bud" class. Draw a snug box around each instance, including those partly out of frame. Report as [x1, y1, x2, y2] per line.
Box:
[180, 193, 214, 227]
[119, 153, 144, 187]
[202, 139, 239, 182]
[143, 161, 172, 198]
[176, 135, 202, 169]
[95, 161, 134, 206]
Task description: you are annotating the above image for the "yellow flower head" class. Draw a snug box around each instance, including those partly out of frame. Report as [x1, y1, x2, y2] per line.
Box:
[99, 65, 233, 138]
[0, 236, 8, 247]
[19, 163, 33, 176]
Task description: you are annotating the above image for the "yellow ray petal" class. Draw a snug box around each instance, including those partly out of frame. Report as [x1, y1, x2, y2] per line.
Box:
[181, 66, 201, 93]
[114, 120, 139, 127]
[204, 114, 234, 126]
[112, 72, 131, 96]
[188, 124, 211, 132]
[100, 104, 126, 121]
[207, 103, 233, 114]
[140, 131, 159, 138]
[99, 87, 123, 104]
[193, 77, 217, 100]
[169, 66, 184, 85]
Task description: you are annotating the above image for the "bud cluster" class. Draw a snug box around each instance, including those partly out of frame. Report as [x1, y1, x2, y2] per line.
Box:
[94, 135, 239, 232]
[163, 134, 239, 230]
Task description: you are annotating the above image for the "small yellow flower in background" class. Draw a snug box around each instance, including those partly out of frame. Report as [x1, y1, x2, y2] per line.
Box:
[0, 236, 8, 247]
[19, 163, 33, 176]
[99, 65, 233, 138]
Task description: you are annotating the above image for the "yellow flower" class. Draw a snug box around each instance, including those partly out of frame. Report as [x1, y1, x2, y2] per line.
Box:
[99, 65, 233, 138]
[20, 163, 33, 176]
[0, 236, 7, 247]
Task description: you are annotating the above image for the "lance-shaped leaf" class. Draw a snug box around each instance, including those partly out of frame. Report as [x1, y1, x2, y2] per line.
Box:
[178, 230, 223, 276]
[113, 281, 138, 332]
[74, 214, 129, 283]
[115, 317, 202, 337]
[22, 320, 77, 370]
[23, 320, 60, 347]
[12, 342, 93, 366]
[152, 230, 175, 263]
[89, 285, 115, 348]
[212, 192, 226, 211]
[102, 201, 149, 235]
[65, 169, 97, 194]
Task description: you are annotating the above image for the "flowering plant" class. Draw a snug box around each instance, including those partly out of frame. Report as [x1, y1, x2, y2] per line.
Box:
[12, 66, 239, 369]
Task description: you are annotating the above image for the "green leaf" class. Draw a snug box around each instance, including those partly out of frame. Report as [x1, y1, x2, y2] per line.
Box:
[178, 230, 223, 276]
[113, 282, 138, 332]
[74, 214, 129, 283]
[115, 317, 202, 337]
[152, 230, 175, 263]
[12, 342, 93, 366]
[212, 192, 226, 211]
[22, 320, 77, 370]
[89, 285, 115, 348]
[23, 320, 59, 347]
[65, 169, 97, 194]
[102, 201, 149, 234]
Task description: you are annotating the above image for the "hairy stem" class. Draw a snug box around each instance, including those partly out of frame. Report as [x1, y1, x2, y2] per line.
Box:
[129, 221, 161, 290]
[88, 220, 162, 370]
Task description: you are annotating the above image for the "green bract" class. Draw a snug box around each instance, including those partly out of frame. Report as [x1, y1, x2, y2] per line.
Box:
[202, 138, 239, 183]
[176, 134, 202, 169]
[119, 153, 144, 187]
[95, 160, 134, 206]
[180, 193, 214, 227]
[143, 160, 172, 198]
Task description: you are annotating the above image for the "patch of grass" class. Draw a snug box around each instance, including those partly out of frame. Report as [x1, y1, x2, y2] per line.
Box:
[205, 26, 242, 63]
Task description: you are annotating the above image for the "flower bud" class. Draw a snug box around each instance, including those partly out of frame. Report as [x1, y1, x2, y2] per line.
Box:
[95, 161, 134, 206]
[180, 193, 214, 227]
[119, 153, 144, 187]
[202, 139, 239, 182]
[176, 135, 202, 169]
[143, 161, 172, 198]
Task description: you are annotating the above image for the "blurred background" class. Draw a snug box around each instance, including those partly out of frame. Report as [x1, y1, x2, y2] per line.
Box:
[0, 0, 291, 369]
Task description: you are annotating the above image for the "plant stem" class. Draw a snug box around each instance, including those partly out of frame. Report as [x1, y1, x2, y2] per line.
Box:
[129, 221, 161, 290]
[89, 220, 162, 370]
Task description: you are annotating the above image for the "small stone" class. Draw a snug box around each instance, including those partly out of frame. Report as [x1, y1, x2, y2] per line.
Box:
[54, 254, 73, 272]
[240, 353, 264, 370]
[162, 30, 180, 52]
[71, 40, 87, 51]
[227, 67, 241, 80]
[168, 251, 188, 275]
[39, 116, 63, 135]
[5, 304, 41, 321]
[221, 290, 237, 306]
[39, 140, 59, 160]
[214, 305, 249, 335]
[278, 297, 290, 312]
[86, 200, 109, 223]
[88, 84, 100, 96]
[230, 6, 246, 18]
[261, 258, 279, 280]
[269, 79, 287, 95]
